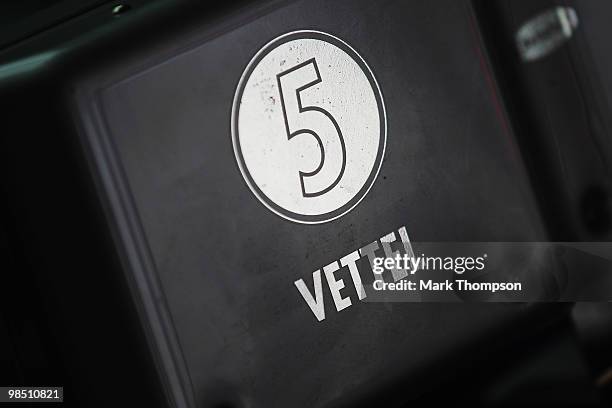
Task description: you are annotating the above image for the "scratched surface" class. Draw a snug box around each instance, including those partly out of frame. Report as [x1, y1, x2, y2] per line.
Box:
[87, 0, 553, 406]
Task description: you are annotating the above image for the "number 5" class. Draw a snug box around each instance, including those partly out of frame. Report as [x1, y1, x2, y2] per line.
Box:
[277, 58, 346, 197]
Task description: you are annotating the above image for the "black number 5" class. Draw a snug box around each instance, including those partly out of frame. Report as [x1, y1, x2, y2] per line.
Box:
[277, 58, 347, 197]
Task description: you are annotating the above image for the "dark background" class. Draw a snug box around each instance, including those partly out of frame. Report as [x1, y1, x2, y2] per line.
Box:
[1, 1, 612, 407]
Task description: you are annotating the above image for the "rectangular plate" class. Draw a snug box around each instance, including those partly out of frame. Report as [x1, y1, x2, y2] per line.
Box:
[72, 0, 553, 406]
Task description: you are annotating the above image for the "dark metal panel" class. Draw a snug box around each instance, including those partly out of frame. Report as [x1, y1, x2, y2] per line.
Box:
[71, 1, 555, 406]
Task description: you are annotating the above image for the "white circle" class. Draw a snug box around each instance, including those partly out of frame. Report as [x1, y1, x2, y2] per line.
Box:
[232, 30, 386, 224]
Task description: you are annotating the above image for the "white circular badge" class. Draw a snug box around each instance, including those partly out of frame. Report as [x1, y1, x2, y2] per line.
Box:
[232, 30, 386, 224]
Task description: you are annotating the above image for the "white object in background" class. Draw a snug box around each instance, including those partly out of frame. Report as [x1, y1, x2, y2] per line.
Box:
[516, 7, 579, 62]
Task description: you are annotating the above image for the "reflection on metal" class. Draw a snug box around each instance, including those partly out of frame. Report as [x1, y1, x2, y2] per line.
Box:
[112, 4, 131, 17]
[516, 7, 579, 62]
[0, 51, 58, 80]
